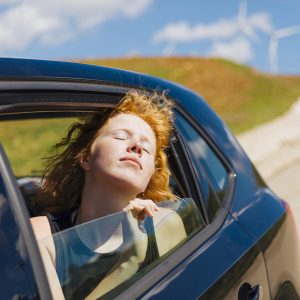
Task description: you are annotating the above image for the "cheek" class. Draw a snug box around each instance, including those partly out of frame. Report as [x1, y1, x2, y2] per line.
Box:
[89, 141, 116, 167]
[145, 157, 155, 177]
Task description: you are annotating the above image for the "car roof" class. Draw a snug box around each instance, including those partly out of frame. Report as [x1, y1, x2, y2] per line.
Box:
[0, 57, 183, 93]
[0, 58, 220, 136]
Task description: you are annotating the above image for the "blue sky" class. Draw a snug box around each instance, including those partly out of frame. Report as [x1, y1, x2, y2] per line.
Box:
[1, 0, 300, 74]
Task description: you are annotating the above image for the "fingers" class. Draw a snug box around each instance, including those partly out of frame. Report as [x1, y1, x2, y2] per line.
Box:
[124, 198, 160, 220]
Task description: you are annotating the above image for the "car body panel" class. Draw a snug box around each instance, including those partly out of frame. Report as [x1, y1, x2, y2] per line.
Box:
[139, 214, 271, 299]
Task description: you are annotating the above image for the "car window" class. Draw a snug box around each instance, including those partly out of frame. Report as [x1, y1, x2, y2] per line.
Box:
[175, 112, 230, 222]
[39, 198, 203, 299]
[0, 116, 80, 216]
[0, 113, 206, 299]
[0, 117, 78, 177]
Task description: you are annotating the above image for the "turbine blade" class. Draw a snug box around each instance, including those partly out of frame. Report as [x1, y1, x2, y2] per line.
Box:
[269, 38, 278, 73]
[276, 25, 300, 38]
[240, 23, 260, 42]
[238, 0, 247, 21]
[237, 0, 260, 42]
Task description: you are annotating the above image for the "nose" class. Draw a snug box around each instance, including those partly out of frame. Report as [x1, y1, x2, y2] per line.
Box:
[127, 141, 143, 156]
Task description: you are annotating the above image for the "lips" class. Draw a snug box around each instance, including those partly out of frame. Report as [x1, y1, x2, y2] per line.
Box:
[119, 157, 142, 170]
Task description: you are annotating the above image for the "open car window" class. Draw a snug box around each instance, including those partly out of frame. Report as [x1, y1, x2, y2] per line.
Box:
[0, 116, 82, 216]
[0, 117, 79, 178]
[0, 111, 206, 299]
[39, 198, 204, 299]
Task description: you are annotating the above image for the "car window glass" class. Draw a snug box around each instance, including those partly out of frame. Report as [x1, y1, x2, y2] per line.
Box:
[175, 112, 230, 221]
[39, 198, 204, 299]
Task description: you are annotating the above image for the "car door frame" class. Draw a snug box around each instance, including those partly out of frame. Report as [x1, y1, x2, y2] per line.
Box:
[0, 144, 52, 299]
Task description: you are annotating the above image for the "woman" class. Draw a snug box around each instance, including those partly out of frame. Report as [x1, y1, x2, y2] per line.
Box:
[30, 90, 186, 299]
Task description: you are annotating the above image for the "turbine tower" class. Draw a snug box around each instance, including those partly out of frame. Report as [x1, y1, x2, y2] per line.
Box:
[268, 26, 300, 73]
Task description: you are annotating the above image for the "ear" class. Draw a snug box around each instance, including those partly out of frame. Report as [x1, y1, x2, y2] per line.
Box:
[79, 154, 91, 171]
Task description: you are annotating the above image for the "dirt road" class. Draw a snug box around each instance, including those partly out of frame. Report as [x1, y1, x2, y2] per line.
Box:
[237, 98, 300, 231]
[268, 154, 300, 221]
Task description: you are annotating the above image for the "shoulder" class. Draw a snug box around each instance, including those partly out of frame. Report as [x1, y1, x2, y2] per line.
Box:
[30, 215, 56, 265]
[30, 216, 63, 299]
[30, 216, 52, 241]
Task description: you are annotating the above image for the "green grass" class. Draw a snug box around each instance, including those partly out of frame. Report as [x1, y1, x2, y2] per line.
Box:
[1, 57, 300, 176]
[82, 57, 300, 133]
[0, 118, 77, 176]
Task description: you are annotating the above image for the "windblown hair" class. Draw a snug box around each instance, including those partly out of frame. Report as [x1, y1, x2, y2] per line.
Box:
[37, 90, 176, 213]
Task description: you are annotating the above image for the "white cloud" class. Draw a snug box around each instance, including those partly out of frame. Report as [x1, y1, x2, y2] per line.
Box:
[0, 0, 21, 5]
[208, 36, 253, 63]
[123, 0, 152, 17]
[153, 19, 238, 44]
[152, 11, 273, 63]
[0, 3, 62, 51]
[0, 0, 152, 52]
[152, 11, 273, 44]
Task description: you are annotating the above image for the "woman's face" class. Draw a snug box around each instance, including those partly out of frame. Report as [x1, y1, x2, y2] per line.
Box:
[81, 113, 156, 195]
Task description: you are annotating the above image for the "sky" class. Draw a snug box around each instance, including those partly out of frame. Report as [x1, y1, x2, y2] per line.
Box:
[1, 0, 300, 75]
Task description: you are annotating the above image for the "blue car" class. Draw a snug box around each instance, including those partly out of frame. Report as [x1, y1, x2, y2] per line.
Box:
[0, 58, 299, 300]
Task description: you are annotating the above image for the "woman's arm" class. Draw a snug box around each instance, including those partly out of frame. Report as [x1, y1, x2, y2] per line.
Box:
[30, 216, 65, 300]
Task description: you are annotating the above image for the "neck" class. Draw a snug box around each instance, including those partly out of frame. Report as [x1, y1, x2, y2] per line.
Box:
[76, 177, 137, 225]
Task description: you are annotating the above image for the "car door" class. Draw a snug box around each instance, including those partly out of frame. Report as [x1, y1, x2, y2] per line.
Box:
[0, 144, 52, 299]
[0, 89, 271, 300]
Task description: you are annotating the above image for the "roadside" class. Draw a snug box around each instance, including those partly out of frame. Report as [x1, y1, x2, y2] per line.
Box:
[237, 97, 300, 233]
[237, 97, 300, 181]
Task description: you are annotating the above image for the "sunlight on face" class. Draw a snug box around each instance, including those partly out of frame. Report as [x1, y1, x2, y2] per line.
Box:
[83, 113, 156, 195]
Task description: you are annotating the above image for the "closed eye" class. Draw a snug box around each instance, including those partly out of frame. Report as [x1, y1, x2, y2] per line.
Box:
[112, 130, 129, 140]
[114, 137, 126, 140]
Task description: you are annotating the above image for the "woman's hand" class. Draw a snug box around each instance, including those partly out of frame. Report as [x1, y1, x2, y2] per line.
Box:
[123, 198, 160, 220]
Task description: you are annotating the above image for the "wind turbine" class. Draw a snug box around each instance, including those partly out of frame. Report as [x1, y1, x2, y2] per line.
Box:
[237, 0, 259, 42]
[162, 42, 176, 56]
[267, 25, 300, 73]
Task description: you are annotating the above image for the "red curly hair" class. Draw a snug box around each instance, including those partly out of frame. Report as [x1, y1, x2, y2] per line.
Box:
[37, 90, 176, 213]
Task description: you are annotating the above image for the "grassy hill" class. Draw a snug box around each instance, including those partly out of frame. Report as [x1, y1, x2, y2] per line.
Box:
[81, 57, 300, 133]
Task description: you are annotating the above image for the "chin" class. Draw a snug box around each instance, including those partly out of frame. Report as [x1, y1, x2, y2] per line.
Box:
[109, 174, 146, 195]
[100, 167, 150, 195]
[121, 181, 145, 195]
